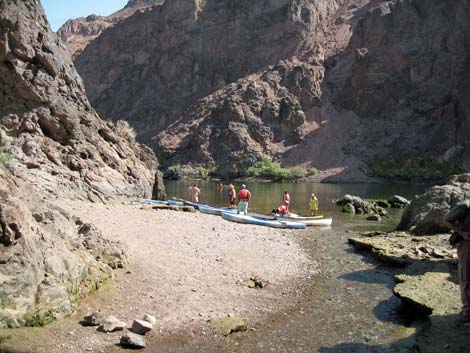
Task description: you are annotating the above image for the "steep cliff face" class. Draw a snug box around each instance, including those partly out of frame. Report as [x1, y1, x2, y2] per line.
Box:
[57, 0, 162, 58]
[73, 0, 470, 179]
[74, 0, 375, 176]
[332, 0, 470, 167]
[0, 0, 156, 201]
[0, 0, 159, 327]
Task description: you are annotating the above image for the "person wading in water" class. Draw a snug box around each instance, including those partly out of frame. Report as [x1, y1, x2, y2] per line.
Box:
[237, 184, 251, 215]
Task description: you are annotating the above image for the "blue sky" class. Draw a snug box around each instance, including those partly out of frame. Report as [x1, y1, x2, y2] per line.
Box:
[41, 0, 129, 31]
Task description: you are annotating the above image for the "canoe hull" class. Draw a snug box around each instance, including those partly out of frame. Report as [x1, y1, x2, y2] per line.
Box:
[222, 212, 305, 229]
[276, 213, 332, 226]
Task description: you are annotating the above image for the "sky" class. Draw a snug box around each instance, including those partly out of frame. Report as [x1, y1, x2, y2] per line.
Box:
[41, 0, 129, 32]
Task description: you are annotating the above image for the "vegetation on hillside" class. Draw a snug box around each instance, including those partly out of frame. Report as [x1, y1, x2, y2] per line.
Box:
[0, 146, 11, 171]
[247, 155, 309, 181]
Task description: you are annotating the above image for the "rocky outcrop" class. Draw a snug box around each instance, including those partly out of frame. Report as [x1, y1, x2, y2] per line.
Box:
[0, 0, 160, 328]
[397, 174, 470, 235]
[0, 0, 157, 202]
[0, 170, 127, 328]
[57, 0, 162, 58]
[156, 59, 324, 176]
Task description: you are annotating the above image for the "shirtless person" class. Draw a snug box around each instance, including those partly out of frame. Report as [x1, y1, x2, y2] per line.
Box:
[187, 183, 201, 203]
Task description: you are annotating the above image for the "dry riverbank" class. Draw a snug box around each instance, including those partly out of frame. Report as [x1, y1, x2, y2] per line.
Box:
[0, 201, 312, 353]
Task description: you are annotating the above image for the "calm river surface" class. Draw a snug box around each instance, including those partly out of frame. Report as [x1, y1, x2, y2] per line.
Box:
[145, 180, 430, 353]
[165, 180, 428, 219]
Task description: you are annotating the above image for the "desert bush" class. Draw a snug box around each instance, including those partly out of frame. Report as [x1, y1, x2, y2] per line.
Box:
[0, 146, 11, 170]
[114, 120, 137, 142]
[247, 155, 289, 180]
[290, 167, 307, 178]
[308, 167, 318, 175]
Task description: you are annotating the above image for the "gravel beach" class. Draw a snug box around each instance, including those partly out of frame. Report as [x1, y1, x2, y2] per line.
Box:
[1, 201, 313, 352]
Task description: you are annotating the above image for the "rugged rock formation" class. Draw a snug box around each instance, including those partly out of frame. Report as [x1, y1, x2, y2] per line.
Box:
[71, 0, 470, 179]
[74, 0, 379, 177]
[0, 0, 157, 201]
[57, 0, 162, 58]
[0, 0, 161, 327]
[397, 174, 470, 235]
[0, 169, 128, 328]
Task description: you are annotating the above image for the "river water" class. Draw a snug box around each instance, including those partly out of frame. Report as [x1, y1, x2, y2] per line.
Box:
[166, 180, 427, 217]
[146, 181, 429, 353]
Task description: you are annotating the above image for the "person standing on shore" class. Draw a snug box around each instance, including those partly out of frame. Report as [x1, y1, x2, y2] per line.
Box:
[228, 183, 237, 208]
[309, 193, 319, 216]
[187, 183, 201, 203]
[283, 190, 291, 214]
[442, 200, 470, 322]
[237, 184, 251, 215]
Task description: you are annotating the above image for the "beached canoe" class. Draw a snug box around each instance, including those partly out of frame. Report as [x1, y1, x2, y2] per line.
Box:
[198, 204, 236, 215]
[276, 213, 332, 226]
[222, 212, 306, 229]
[143, 199, 184, 206]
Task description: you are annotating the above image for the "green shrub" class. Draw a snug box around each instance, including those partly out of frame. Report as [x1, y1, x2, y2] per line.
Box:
[247, 155, 289, 180]
[308, 167, 318, 175]
[0, 147, 11, 170]
[367, 157, 463, 180]
[289, 167, 307, 178]
[167, 164, 182, 173]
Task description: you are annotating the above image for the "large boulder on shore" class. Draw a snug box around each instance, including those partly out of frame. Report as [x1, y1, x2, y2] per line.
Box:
[397, 174, 470, 235]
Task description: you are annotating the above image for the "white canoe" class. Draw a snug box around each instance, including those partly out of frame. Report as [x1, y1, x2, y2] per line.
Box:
[222, 212, 305, 229]
[276, 213, 333, 226]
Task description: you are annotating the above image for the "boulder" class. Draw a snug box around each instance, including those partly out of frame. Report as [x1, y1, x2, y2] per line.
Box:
[131, 319, 153, 335]
[397, 174, 470, 234]
[209, 317, 248, 336]
[388, 195, 411, 208]
[142, 314, 157, 327]
[120, 332, 146, 348]
[337, 195, 375, 214]
[99, 315, 126, 332]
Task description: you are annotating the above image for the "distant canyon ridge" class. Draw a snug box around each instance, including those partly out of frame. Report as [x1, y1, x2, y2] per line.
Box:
[59, 0, 470, 180]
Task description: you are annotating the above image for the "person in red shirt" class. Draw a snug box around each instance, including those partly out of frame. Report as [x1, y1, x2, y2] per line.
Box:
[237, 184, 251, 215]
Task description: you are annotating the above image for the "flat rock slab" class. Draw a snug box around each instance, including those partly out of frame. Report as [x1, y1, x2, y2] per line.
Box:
[348, 231, 455, 267]
[209, 317, 247, 336]
[394, 271, 461, 316]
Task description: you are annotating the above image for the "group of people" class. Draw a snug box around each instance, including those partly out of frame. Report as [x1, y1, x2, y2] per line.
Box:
[188, 182, 320, 216]
[273, 191, 319, 216]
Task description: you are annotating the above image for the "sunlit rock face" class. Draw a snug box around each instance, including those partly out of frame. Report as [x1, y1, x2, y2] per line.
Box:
[0, 0, 157, 201]
[57, 0, 162, 58]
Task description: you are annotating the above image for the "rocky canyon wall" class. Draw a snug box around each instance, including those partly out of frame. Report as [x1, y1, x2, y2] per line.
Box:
[0, 0, 159, 327]
[72, 0, 470, 179]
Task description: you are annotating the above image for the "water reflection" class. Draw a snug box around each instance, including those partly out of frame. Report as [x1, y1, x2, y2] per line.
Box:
[165, 180, 429, 215]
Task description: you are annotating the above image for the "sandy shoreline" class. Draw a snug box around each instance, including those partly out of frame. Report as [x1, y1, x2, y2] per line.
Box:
[1, 200, 313, 353]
